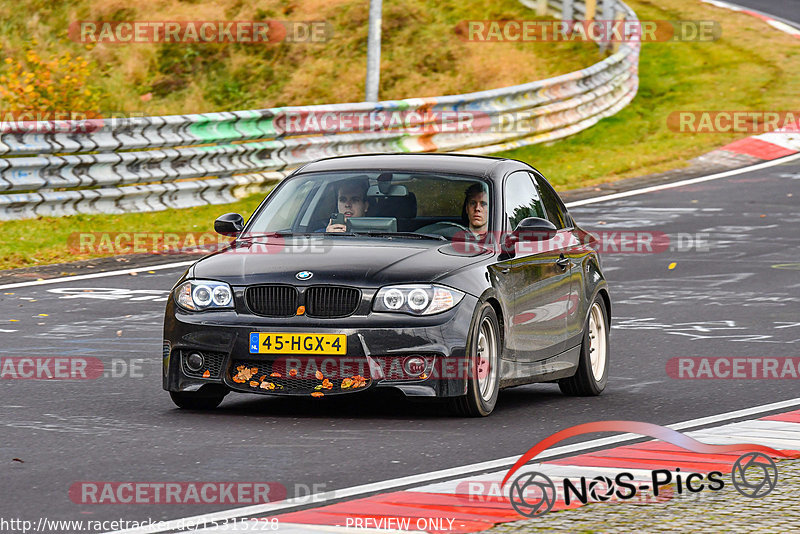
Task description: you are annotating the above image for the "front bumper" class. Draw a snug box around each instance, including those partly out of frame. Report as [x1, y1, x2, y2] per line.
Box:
[162, 293, 478, 398]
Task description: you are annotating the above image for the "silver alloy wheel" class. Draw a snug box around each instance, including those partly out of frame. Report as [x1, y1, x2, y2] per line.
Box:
[476, 317, 497, 401]
[588, 302, 607, 381]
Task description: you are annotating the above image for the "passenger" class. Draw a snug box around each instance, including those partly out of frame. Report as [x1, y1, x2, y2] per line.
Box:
[324, 176, 370, 232]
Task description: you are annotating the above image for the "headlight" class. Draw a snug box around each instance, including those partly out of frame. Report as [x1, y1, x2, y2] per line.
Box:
[373, 285, 464, 315]
[175, 280, 234, 311]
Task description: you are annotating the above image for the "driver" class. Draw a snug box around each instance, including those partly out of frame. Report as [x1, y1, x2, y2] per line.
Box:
[324, 176, 370, 232]
[463, 182, 489, 238]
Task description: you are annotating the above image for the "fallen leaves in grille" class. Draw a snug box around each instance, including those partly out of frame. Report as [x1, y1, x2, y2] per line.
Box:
[232, 365, 258, 383]
[343, 375, 367, 389]
[232, 364, 368, 396]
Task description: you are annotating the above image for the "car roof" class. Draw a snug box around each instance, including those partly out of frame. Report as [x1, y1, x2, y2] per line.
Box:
[294, 153, 533, 179]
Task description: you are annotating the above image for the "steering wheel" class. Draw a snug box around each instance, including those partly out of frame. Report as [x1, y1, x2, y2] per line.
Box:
[416, 221, 471, 239]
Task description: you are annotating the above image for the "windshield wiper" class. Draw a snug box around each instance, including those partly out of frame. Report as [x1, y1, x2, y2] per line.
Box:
[238, 231, 322, 240]
[354, 231, 447, 241]
[236, 232, 284, 239]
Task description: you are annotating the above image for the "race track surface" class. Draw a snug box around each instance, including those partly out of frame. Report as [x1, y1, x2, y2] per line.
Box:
[2, 157, 799, 526]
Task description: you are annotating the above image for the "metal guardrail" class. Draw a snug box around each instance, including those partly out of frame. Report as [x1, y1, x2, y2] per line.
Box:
[0, 0, 639, 220]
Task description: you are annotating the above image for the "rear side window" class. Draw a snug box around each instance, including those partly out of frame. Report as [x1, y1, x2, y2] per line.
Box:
[504, 172, 546, 231]
[531, 172, 572, 229]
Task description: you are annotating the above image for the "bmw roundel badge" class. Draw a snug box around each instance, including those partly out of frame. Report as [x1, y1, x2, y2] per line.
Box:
[296, 271, 313, 280]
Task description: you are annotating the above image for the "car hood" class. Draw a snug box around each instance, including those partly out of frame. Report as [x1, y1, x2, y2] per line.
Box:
[190, 236, 492, 288]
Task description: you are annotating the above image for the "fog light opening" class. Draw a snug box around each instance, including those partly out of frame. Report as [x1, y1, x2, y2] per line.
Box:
[186, 352, 205, 372]
[403, 356, 426, 376]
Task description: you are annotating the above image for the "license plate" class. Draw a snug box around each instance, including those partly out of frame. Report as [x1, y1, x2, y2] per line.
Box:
[249, 333, 346, 355]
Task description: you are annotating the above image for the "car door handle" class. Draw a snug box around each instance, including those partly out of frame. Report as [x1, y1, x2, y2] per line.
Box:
[556, 255, 571, 269]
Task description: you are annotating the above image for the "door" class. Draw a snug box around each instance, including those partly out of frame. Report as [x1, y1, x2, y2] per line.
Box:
[532, 171, 584, 349]
[503, 171, 571, 362]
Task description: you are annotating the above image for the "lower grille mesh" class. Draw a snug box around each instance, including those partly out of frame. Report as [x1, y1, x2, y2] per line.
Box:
[229, 358, 370, 395]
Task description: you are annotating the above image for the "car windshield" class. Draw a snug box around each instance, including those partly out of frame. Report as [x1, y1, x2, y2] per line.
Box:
[245, 171, 492, 240]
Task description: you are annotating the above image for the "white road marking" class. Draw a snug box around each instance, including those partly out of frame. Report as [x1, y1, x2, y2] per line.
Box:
[0, 261, 194, 290]
[566, 152, 800, 208]
[106, 396, 800, 534]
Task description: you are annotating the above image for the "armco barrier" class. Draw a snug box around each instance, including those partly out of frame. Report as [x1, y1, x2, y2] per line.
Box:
[0, 0, 639, 220]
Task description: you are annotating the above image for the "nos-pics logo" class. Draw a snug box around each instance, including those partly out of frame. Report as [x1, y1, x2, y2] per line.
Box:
[503, 421, 784, 517]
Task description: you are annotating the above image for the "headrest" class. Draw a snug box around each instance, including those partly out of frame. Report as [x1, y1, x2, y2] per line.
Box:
[373, 193, 417, 219]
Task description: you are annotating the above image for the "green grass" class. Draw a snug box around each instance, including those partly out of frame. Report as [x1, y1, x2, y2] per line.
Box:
[0, 193, 269, 270]
[2, 0, 799, 270]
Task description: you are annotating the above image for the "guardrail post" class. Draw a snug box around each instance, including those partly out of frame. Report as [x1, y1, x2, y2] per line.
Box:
[365, 0, 383, 102]
[612, 10, 626, 53]
[602, 0, 616, 21]
[536, 0, 549, 16]
[597, 0, 615, 51]
[584, 0, 597, 21]
[562, 0, 574, 22]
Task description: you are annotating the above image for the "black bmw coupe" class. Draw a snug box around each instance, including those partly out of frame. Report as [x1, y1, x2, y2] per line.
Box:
[163, 153, 610, 416]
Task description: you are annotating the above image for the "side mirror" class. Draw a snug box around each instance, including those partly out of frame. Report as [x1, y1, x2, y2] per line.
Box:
[214, 213, 244, 236]
[512, 217, 557, 242]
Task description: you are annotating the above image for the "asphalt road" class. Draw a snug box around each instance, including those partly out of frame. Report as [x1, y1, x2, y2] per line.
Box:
[2, 156, 799, 528]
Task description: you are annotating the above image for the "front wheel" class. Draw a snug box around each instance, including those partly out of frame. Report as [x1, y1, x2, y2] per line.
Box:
[170, 388, 228, 410]
[450, 302, 500, 417]
[559, 296, 609, 396]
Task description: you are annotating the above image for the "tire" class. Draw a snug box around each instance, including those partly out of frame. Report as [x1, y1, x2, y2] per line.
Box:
[170, 388, 227, 410]
[450, 302, 501, 417]
[559, 295, 609, 396]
